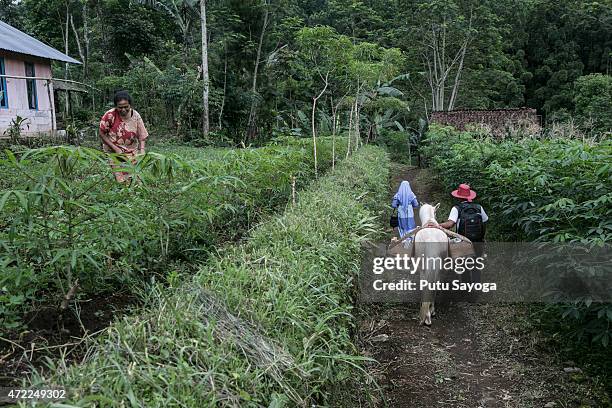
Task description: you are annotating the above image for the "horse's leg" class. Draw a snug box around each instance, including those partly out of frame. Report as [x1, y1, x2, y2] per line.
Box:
[420, 271, 434, 325]
[430, 267, 440, 317]
[419, 267, 434, 325]
[420, 301, 432, 326]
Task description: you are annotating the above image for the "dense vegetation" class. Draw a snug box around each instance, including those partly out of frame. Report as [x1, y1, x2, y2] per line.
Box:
[421, 124, 611, 377]
[0, 138, 345, 331]
[1, 0, 610, 143]
[28, 146, 389, 406]
[0, 0, 610, 403]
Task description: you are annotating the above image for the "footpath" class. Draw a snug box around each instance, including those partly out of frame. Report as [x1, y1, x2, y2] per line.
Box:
[352, 164, 607, 408]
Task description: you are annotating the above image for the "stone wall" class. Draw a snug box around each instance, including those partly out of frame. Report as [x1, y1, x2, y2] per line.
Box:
[430, 108, 541, 136]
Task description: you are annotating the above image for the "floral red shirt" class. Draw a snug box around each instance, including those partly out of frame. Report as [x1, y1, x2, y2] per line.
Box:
[99, 108, 148, 154]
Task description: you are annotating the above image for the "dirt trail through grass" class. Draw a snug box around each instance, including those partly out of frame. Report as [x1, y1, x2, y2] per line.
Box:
[353, 164, 605, 408]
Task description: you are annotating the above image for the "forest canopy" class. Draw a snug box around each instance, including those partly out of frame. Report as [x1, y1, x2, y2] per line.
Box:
[1, 0, 610, 143]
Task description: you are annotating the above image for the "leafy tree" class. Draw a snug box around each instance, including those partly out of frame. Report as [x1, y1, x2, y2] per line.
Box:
[6, 0, 611, 140]
[293, 26, 352, 175]
[573, 74, 612, 134]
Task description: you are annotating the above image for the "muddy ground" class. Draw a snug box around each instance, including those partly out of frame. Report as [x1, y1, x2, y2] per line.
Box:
[350, 164, 609, 408]
[0, 292, 136, 388]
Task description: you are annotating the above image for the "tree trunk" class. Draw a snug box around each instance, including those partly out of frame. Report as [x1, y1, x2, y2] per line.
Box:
[311, 73, 329, 179]
[353, 101, 361, 150]
[448, 40, 467, 111]
[95, 3, 109, 75]
[330, 97, 337, 170]
[70, 15, 85, 74]
[183, 23, 190, 64]
[246, 1, 269, 141]
[64, 5, 70, 120]
[346, 104, 353, 159]
[353, 88, 361, 149]
[200, 0, 209, 136]
[218, 42, 228, 130]
[83, 2, 89, 78]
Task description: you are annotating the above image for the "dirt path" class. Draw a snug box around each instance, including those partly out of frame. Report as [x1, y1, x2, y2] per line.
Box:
[352, 164, 607, 408]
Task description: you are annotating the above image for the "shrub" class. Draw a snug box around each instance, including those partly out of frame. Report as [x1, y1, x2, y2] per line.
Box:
[375, 130, 414, 164]
[421, 124, 612, 349]
[573, 73, 612, 135]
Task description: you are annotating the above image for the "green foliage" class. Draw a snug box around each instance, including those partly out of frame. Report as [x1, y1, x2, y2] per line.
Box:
[573, 74, 612, 135]
[2, 116, 31, 143]
[518, 0, 612, 118]
[7, 0, 609, 140]
[0, 139, 346, 331]
[422, 125, 611, 243]
[275, 25, 407, 146]
[421, 124, 612, 348]
[29, 146, 390, 406]
[375, 130, 413, 164]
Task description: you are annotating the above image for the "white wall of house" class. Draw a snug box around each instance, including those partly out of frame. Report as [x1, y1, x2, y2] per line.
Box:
[0, 51, 56, 135]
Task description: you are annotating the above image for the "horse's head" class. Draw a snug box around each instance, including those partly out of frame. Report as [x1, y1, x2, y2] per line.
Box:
[419, 203, 441, 226]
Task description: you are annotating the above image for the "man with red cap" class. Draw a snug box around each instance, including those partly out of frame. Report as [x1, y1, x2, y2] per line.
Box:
[440, 184, 488, 286]
[439, 184, 488, 238]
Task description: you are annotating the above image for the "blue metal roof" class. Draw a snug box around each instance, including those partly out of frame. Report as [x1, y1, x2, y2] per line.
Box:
[0, 20, 81, 64]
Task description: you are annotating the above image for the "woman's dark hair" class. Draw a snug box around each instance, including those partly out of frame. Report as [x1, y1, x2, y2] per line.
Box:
[113, 90, 132, 106]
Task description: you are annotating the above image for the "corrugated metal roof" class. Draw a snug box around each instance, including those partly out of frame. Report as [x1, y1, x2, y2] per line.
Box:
[0, 20, 81, 64]
[52, 78, 89, 92]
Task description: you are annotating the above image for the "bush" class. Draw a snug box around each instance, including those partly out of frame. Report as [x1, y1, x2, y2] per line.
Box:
[421, 125, 611, 243]
[421, 124, 612, 349]
[29, 146, 390, 406]
[573, 73, 612, 135]
[375, 130, 414, 164]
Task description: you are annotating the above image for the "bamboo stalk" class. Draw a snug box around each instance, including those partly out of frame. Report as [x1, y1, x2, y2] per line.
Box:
[0, 74, 99, 91]
[60, 279, 80, 311]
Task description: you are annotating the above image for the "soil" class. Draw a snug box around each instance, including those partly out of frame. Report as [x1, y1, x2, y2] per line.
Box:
[350, 164, 609, 408]
[0, 292, 136, 388]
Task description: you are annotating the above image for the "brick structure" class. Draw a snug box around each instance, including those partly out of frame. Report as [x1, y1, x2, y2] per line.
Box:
[430, 108, 541, 137]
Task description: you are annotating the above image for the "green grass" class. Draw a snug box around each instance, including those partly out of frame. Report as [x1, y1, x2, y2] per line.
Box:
[27, 145, 390, 407]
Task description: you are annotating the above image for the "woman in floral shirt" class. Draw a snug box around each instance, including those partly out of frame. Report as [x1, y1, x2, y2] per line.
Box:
[99, 91, 149, 182]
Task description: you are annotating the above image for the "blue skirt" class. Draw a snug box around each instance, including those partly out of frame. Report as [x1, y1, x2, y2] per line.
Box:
[398, 216, 417, 238]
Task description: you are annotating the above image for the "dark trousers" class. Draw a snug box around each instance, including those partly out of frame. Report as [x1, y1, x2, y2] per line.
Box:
[470, 241, 485, 284]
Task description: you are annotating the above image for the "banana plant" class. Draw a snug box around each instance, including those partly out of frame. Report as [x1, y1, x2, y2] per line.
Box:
[359, 74, 411, 141]
[3, 116, 31, 144]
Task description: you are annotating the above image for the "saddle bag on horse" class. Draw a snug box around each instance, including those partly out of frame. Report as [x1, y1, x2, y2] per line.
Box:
[456, 202, 485, 242]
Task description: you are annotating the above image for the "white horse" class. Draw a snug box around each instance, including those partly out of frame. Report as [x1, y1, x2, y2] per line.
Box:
[414, 203, 449, 326]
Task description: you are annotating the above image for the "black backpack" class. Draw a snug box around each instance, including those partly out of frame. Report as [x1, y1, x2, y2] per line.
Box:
[456, 202, 485, 241]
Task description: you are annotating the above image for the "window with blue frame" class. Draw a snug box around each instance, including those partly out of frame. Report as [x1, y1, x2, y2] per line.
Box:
[25, 62, 37, 110]
[0, 57, 7, 108]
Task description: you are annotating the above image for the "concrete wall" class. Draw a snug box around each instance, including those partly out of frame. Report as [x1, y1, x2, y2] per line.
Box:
[0, 51, 56, 135]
